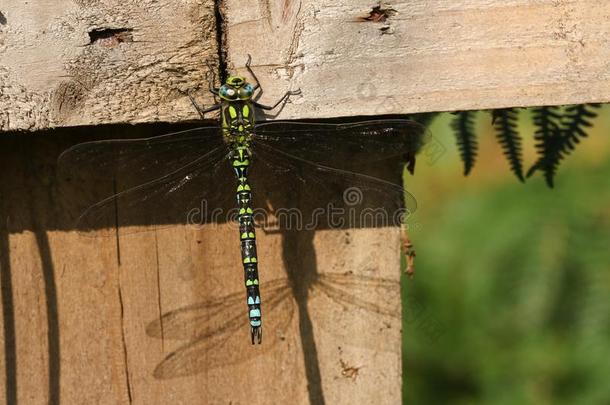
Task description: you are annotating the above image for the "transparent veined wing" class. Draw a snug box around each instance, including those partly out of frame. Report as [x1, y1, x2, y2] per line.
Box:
[249, 141, 417, 231]
[253, 119, 426, 170]
[58, 127, 234, 235]
[59, 126, 225, 186]
[249, 119, 425, 227]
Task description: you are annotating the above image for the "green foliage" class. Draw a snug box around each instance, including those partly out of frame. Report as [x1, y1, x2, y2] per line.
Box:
[450, 111, 478, 175]
[442, 104, 602, 187]
[403, 159, 610, 404]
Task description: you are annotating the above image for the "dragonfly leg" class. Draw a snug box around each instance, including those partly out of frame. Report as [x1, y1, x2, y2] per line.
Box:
[204, 60, 220, 96]
[246, 54, 300, 108]
[253, 89, 301, 111]
[245, 54, 261, 91]
[182, 90, 221, 119]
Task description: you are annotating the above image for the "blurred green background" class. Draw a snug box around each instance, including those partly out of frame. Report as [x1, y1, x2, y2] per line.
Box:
[402, 106, 610, 404]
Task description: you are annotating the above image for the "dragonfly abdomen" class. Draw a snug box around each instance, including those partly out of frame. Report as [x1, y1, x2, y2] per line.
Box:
[232, 145, 262, 344]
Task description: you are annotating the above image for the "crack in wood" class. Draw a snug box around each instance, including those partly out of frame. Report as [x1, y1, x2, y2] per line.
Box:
[117, 277, 134, 403]
[113, 177, 122, 266]
[153, 231, 165, 352]
[88, 28, 134, 47]
[214, 0, 228, 83]
[112, 176, 131, 402]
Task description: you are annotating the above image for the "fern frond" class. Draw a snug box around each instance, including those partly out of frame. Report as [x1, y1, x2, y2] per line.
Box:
[528, 104, 600, 187]
[450, 111, 478, 175]
[561, 104, 601, 151]
[527, 106, 565, 187]
[493, 108, 524, 182]
[490, 110, 502, 126]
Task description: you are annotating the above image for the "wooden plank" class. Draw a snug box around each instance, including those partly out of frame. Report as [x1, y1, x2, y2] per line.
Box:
[2, 0, 609, 131]
[0, 0, 218, 131]
[0, 127, 403, 403]
[225, 0, 610, 120]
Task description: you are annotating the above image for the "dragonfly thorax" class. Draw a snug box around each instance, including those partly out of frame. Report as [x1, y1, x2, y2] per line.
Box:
[221, 100, 255, 145]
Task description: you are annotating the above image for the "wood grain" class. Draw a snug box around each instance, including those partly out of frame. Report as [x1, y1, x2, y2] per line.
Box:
[225, 0, 610, 120]
[2, 1, 609, 131]
[0, 0, 218, 131]
[0, 127, 403, 404]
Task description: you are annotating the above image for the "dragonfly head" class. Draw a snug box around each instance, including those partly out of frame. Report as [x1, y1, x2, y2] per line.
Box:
[219, 76, 255, 101]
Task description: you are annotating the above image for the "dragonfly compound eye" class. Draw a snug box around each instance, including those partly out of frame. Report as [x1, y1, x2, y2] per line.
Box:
[239, 84, 254, 99]
[220, 85, 237, 100]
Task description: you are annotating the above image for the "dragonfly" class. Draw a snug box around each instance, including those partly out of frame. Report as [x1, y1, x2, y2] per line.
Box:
[59, 55, 426, 345]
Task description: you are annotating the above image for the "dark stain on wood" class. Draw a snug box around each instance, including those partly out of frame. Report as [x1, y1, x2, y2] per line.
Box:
[357, 5, 396, 23]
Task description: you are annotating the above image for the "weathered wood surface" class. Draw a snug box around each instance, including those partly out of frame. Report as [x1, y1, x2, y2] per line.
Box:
[2, 0, 610, 131]
[225, 0, 610, 119]
[0, 129, 403, 404]
[0, 0, 218, 131]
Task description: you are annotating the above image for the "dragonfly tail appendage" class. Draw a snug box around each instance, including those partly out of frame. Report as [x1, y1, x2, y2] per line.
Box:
[251, 325, 262, 345]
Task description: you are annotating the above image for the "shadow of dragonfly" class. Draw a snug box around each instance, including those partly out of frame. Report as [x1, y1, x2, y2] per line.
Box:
[147, 270, 400, 379]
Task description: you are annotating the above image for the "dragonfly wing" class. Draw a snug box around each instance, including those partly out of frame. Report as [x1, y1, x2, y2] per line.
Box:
[250, 142, 417, 229]
[253, 119, 427, 171]
[63, 142, 235, 236]
[59, 126, 225, 187]
[59, 126, 233, 235]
